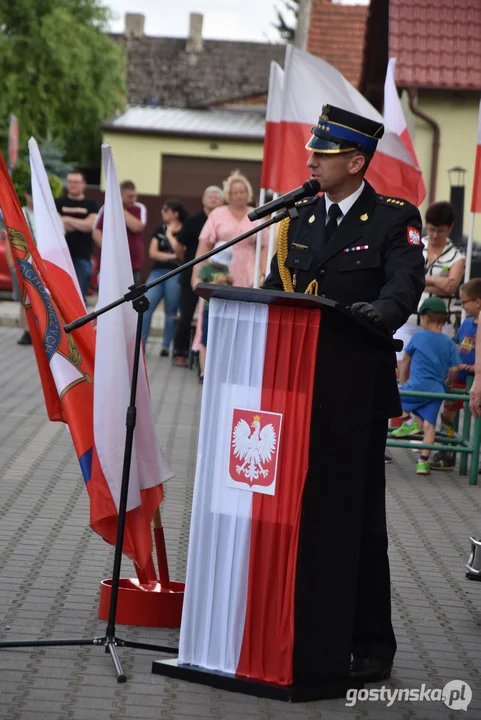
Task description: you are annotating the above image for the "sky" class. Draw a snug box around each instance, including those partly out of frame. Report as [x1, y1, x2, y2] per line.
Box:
[102, 0, 368, 43]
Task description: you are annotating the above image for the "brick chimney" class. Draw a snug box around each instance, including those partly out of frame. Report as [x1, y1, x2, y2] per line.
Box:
[186, 13, 203, 53]
[125, 13, 145, 37]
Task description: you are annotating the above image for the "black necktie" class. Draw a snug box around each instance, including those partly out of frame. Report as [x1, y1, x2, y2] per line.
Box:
[325, 203, 343, 243]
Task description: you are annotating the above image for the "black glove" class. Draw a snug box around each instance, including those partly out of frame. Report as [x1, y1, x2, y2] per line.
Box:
[350, 302, 391, 335]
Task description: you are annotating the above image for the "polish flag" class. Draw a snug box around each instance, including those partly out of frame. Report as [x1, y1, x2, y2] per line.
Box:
[277, 46, 425, 205]
[179, 299, 319, 684]
[260, 62, 284, 192]
[0, 139, 170, 570]
[471, 100, 481, 213]
[383, 58, 425, 205]
[93, 144, 174, 558]
[29, 138, 87, 324]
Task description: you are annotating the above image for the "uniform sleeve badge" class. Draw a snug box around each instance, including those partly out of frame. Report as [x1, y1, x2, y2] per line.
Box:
[407, 226, 421, 245]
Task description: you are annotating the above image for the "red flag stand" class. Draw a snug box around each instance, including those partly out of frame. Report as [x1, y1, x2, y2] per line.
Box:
[98, 508, 184, 628]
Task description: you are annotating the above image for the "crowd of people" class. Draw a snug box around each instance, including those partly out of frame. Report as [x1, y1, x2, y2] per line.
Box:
[387, 199, 479, 475]
[4, 163, 479, 473]
[5, 169, 268, 363]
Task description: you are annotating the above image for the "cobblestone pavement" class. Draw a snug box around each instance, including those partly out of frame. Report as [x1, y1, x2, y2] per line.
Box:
[1, 325, 481, 720]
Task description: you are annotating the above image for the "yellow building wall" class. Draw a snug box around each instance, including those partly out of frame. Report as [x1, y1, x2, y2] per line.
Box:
[409, 92, 479, 240]
[101, 132, 264, 195]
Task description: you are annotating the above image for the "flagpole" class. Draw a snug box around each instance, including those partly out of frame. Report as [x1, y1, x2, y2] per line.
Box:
[253, 188, 266, 288]
[464, 212, 476, 283]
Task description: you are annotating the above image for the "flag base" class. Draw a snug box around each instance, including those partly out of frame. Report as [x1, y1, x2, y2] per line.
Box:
[151, 657, 361, 702]
[98, 578, 184, 628]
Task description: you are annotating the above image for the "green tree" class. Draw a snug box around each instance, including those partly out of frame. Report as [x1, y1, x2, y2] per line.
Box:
[11, 158, 63, 201]
[0, 0, 126, 166]
[274, 0, 299, 42]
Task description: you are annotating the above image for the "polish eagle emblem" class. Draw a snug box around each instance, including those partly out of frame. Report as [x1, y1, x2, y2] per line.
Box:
[232, 414, 277, 483]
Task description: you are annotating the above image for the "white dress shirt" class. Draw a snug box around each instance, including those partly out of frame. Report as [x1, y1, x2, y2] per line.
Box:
[324, 181, 365, 226]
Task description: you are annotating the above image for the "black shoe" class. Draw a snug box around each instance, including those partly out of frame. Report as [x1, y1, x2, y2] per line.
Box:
[384, 454, 393, 464]
[350, 657, 392, 683]
[172, 355, 188, 367]
[17, 331, 32, 346]
[431, 450, 455, 471]
[160, 348, 169, 357]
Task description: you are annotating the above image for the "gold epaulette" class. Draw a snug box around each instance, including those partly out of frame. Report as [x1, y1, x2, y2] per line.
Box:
[376, 195, 406, 207]
[294, 196, 318, 207]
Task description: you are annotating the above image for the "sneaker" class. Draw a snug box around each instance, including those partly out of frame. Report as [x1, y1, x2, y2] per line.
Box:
[439, 421, 455, 438]
[391, 421, 421, 438]
[17, 331, 32, 345]
[160, 348, 169, 358]
[384, 454, 393, 464]
[430, 450, 455, 471]
[416, 459, 431, 475]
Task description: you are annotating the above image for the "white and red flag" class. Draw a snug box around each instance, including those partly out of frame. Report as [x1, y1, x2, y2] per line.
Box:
[464, 99, 481, 281]
[179, 299, 319, 684]
[383, 58, 425, 205]
[0, 139, 172, 570]
[276, 46, 425, 205]
[93, 144, 174, 560]
[260, 61, 284, 192]
[471, 99, 481, 214]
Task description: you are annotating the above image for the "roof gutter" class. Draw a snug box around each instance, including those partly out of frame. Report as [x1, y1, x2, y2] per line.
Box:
[101, 124, 264, 143]
[407, 88, 439, 204]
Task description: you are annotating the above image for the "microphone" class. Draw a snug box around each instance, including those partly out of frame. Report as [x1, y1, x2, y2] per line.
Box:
[248, 180, 321, 221]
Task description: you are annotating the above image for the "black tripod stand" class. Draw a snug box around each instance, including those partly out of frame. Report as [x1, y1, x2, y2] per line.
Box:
[0, 206, 295, 682]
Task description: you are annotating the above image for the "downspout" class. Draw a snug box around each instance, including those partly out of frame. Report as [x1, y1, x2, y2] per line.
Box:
[407, 88, 440, 204]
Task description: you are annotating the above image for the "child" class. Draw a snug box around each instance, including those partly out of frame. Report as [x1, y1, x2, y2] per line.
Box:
[392, 296, 461, 475]
[431, 278, 481, 470]
[197, 242, 233, 382]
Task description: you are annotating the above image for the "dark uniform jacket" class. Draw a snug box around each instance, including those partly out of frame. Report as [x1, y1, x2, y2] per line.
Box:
[262, 181, 425, 417]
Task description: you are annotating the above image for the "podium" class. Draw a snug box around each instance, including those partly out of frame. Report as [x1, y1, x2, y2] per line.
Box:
[152, 286, 397, 701]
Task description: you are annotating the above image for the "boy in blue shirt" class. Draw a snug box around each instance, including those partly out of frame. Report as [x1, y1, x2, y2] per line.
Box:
[431, 278, 481, 470]
[392, 297, 461, 475]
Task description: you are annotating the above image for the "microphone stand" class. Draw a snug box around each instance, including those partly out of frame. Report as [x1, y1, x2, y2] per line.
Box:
[0, 203, 299, 684]
[65, 206, 298, 333]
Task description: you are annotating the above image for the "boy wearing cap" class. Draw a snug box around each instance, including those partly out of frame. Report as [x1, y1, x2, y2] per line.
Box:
[431, 278, 481, 470]
[197, 242, 233, 382]
[392, 297, 461, 474]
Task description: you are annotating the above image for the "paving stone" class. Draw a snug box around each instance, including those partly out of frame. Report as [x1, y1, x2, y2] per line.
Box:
[2, 325, 481, 719]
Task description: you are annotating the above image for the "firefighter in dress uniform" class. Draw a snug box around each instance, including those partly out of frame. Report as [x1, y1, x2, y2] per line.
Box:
[263, 104, 425, 682]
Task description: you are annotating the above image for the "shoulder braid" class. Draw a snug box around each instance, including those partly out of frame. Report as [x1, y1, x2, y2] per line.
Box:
[277, 217, 295, 293]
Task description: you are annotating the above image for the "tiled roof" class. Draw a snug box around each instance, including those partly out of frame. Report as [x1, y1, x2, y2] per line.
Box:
[307, 0, 368, 87]
[102, 106, 265, 140]
[390, 0, 481, 90]
[111, 35, 286, 108]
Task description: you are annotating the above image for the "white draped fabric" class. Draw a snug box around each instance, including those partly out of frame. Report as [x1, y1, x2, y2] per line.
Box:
[179, 298, 268, 672]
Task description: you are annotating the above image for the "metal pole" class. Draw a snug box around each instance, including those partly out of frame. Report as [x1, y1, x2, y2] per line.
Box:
[464, 212, 475, 283]
[470, 417, 481, 486]
[266, 192, 279, 272]
[253, 188, 265, 288]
